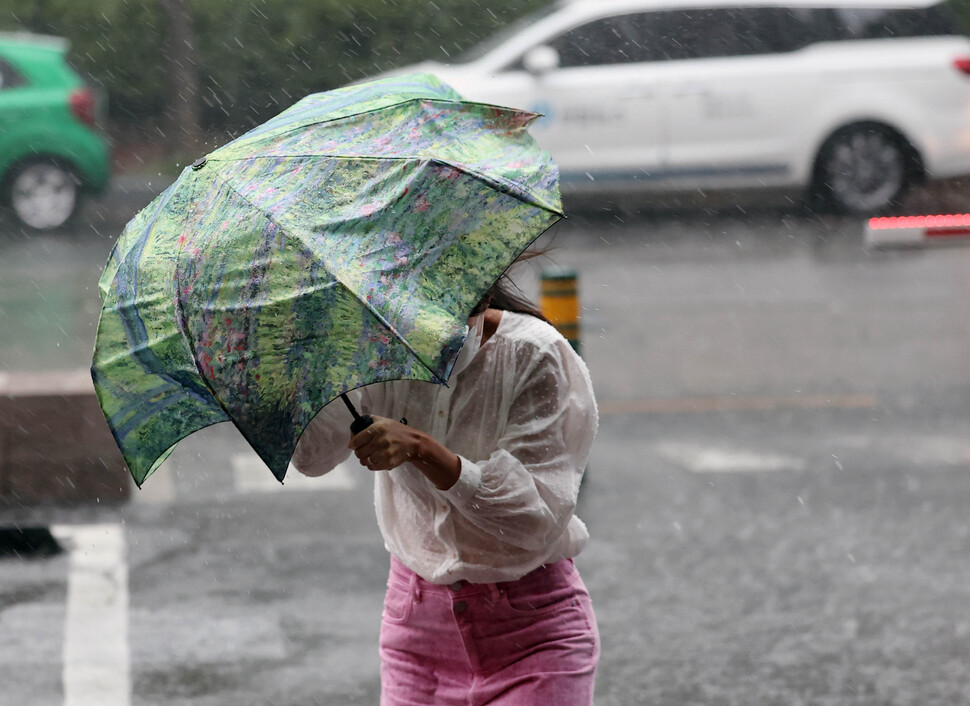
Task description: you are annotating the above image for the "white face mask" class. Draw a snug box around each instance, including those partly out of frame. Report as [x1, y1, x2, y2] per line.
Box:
[449, 314, 485, 379]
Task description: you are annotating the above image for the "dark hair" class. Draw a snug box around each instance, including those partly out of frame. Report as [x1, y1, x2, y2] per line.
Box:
[471, 249, 548, 322]
[481, 276, 547, 322]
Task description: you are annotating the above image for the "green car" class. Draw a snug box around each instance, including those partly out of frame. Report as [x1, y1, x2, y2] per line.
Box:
[0, 33, 109, 230]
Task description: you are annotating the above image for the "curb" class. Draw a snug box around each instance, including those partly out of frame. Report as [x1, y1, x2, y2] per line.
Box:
[0, 370, 131, 506]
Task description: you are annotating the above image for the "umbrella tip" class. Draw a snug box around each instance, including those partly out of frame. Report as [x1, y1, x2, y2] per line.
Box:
[192, 157, 207, 171]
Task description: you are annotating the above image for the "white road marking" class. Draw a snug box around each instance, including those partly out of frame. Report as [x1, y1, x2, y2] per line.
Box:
[231, 454, 359, 493]
[889, 435, 970, 467]
[656, 442, 808, 474]
[51, 524, 130, 706]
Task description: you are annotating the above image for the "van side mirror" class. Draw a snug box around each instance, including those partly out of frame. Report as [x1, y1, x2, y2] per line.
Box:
[523, 45, 560, 75]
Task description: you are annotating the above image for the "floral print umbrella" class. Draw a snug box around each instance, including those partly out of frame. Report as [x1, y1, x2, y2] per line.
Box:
[92, 73, 562, 486]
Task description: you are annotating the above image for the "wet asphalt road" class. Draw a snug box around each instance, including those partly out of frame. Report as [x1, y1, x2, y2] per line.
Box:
[1, 184, 969, 705]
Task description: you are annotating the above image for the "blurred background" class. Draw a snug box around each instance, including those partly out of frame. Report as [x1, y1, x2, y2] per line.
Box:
[0, 0, 552, 171]
[2, 1, 970, 705]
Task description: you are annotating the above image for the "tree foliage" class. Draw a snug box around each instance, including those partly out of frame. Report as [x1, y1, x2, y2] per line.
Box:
[0, 0, 550, 136]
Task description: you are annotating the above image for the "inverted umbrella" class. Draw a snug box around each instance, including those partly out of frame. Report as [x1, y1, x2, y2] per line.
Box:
[92, 73, 562, 486]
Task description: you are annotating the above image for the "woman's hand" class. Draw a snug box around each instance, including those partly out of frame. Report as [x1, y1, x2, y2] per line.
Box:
[348, 416, 418, 471]
[349, 416, 461, 490]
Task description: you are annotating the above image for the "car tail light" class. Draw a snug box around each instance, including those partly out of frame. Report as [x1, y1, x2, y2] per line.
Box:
[953, 57, 970, 75]
[69, 88, 97, 127]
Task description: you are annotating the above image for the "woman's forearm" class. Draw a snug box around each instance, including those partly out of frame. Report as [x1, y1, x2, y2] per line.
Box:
[409, 432, 462, 490]
[349, 416, 461, 490]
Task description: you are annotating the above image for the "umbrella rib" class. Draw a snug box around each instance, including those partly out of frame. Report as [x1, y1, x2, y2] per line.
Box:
[435, 160, 564, 216]
[207, 154, 563, 217]
[206, 167, 451, 385]
[331, 283, 451, 385]
[220, 99, 444, 154]
[223, 97, 538, 151]
[213, 155, 414, 164]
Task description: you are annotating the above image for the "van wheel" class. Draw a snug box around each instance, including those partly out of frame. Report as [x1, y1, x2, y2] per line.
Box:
[813, 124, 912, 215]
[5, 160, 80, 230]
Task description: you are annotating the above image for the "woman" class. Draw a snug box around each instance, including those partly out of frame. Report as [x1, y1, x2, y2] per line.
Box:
[293, 277, 599, 705]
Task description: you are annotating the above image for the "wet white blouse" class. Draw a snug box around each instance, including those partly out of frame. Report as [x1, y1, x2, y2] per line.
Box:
[292, 311, 598, 585]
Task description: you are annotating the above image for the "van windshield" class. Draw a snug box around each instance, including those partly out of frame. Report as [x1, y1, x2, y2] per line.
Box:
[452, 5, 560, 64]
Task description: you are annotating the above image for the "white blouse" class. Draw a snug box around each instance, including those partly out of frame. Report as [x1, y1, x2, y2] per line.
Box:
[292, 311, 598, 585]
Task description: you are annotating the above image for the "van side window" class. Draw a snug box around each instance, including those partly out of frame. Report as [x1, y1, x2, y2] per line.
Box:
[650, 9, 772, 59]
[775, 8, 843, 50]
[645, 7, 837, 59]
[627, 4, 958, 61]
[549, 14, 650, 66]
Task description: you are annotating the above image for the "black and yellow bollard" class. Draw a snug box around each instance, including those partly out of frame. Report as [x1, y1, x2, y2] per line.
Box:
[540, 269, 581, 354]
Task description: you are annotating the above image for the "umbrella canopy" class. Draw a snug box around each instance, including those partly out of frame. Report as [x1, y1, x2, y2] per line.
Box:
[92, 73, 562, 486]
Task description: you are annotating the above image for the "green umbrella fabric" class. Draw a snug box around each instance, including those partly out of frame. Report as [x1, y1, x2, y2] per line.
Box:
[92, 73, 562, 486]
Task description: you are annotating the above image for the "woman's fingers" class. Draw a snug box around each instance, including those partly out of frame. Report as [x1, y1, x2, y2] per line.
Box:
[347, 423, 376, 451]
[348, 417, 409, 470]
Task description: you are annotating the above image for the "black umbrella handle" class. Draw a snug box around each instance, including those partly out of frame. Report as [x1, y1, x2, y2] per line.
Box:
[351, 415, 374, 435]
[340, 393, 406, 435]
[340, 393, 374, 435]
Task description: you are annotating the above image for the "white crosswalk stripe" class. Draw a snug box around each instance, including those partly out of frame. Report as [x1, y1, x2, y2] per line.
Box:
[656, 442, 808, 473]
[51, 524, 130, 706]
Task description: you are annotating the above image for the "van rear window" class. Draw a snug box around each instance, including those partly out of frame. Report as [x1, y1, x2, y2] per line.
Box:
[832, 3, 961, 40]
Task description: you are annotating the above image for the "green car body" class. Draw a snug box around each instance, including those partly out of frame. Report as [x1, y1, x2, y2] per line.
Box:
[0, 33, 110, 229]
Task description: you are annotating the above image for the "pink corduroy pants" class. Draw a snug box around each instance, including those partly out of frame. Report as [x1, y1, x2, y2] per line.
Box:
[379, 556, 600, 706]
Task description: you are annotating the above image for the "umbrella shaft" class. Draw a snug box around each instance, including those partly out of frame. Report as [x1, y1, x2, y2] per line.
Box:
[340, 393, 361, 420]
[341, 392, 376, 435]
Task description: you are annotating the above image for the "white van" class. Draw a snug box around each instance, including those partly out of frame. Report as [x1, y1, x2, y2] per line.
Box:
[386, 0, 970, 213]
